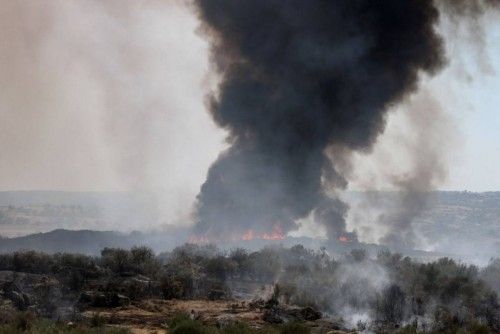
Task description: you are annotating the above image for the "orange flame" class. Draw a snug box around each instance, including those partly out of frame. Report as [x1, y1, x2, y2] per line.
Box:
[338, 235, 351, 243]
[188, 235, 210, 244]
[261, 225, 285, 240]
[189, 225, 286, 244]
[242, 229, 255, 240]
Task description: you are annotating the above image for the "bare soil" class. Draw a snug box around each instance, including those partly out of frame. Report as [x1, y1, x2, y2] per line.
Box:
[82, 299, 351, 334]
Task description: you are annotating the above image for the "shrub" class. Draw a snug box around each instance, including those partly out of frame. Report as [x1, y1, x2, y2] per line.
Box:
[279, 322, 310, 334]
[378, 284, 406, 323]
[14, 312, 35, 331]
[101, 248, 131, 274]
[350, 249, 367, 262]
[168, 313, 193, 329]
[89, 313, 106, 328]
[170, 320, 209, 334]
[220, 322, 254, 334]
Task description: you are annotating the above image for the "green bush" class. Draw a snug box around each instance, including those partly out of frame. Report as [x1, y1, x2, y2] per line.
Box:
[14, 312, 35, 331]
[220, 322, 254, 334]
[468, 323, 491, 334]
[170, 320, 210, 334]
[89, 313, 106, 328]
[0, 318, 131, 334]
[168, 313, 193, 329]
[279, 322, 310, 334]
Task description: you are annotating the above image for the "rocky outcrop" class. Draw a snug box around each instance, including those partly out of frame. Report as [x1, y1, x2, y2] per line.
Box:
[0, 281, 30, 310]
[79, 291, 130, 308]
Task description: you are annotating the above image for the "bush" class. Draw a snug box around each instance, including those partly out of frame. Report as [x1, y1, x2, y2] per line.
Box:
[0, 319, 132, 333]
[168, 313, 193, 329]
[89, 313, 106, 328]
[14, 312, 35, 331]
[9, 251, 54, 274]
[101, 248, 131, 274]
[378, 284, 406, 323]
[468, 322, 492, 334]
[279, 322, 310, 334]
[220, 322, 254, 334]
[170, 320, 210, 334]
[350, 249, 367, 262]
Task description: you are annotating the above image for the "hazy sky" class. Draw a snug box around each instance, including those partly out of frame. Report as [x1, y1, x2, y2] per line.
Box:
[348, 16, 500, 192]
[0, 0, 499, 209]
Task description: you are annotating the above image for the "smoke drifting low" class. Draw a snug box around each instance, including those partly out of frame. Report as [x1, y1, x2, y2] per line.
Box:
[379, 92, 456, 249]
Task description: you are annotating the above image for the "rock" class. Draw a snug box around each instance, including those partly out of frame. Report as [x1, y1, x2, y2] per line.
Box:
[263, 304, 321, 324]
[208, 289, 227, 300]
[263, 307, 284, 324]
[300, 306, 322, 321]
[249, 298, 265, 309]
[91, 293, 108, 307]
[22, 293, 30, 307]
[83, 290, 130, 308]
[108, 293, 130, 307]
[216, 314, 236, 328]
[55, 306, 76, 321]
[264, 296, 279, 309]
[1, 281, 30, 311]
[78, 291, 93, 304]
[9, 291, 28, 310]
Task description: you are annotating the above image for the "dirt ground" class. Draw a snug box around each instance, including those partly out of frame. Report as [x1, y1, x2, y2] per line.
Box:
[82, 299, 352, 334]
[83, 299, 264, 333]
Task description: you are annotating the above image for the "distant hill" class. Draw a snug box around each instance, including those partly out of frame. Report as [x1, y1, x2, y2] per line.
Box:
[0, 227, 454, 267]
[0, 190, 499, 262]
[0, 228, 190, 255]
[0, 191, 163, 237]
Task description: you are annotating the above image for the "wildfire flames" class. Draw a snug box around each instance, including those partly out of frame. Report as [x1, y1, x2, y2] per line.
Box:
[337, 235, 352, 243]
[189, 225, 285, 244]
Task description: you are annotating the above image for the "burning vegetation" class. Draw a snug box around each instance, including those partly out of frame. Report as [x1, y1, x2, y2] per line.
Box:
[0, 244, 500, 333]
[190, 226, 286, 244]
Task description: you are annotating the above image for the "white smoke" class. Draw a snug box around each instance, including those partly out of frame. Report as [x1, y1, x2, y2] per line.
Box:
[0, 0, 226, 230]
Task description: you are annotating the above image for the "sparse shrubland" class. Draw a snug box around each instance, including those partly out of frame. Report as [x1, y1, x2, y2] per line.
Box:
[0, 244, 499, 333]
[0, 310, 130, 334]
[167, 313, 309, 334]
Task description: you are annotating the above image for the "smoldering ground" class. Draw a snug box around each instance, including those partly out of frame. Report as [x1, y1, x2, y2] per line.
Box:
[192, 0, 500, 247]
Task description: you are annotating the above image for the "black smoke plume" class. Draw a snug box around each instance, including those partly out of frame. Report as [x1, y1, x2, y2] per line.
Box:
[191, 0, 493, 242]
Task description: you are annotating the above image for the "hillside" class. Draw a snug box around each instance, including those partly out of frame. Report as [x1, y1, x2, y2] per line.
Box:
[1, 191, 500, 260]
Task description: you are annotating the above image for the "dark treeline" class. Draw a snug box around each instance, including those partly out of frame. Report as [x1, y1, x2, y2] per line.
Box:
[1, 245, 500, 333]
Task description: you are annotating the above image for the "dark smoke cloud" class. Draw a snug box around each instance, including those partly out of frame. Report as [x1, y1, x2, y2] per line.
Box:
[192, 0, 445, 240]
[192, 0, 497, 242]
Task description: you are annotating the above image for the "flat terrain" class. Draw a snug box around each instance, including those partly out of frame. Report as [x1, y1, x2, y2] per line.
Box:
[83, 299, 349, 334]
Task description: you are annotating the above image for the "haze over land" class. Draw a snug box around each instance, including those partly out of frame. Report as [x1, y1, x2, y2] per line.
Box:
[2, 2, 500, 333]
[0, 190, 498, 265]
[0, 0, 499, 260]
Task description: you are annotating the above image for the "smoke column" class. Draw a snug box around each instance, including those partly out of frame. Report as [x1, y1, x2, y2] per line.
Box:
[192, 0, 443, 240]
[192, 0, 497, 242]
